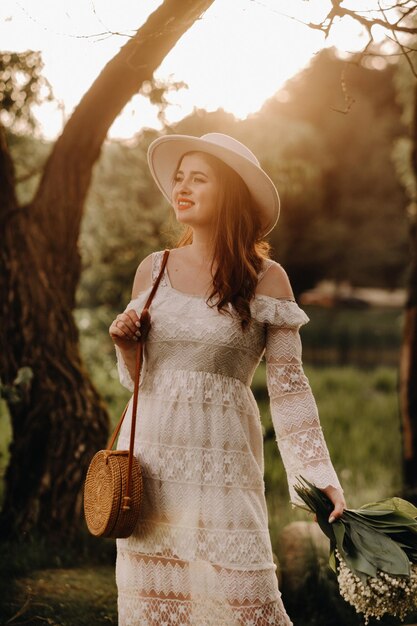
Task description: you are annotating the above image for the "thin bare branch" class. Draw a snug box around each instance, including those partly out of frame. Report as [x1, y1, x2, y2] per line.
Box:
[329, 64, 356, 114]
[378, 0, 417, 77]
[308, 0, 417, 35]
[396, 3, 417, 25]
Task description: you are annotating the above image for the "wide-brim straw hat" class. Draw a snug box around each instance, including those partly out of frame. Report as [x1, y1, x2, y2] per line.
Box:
[147, 132, 280, 237]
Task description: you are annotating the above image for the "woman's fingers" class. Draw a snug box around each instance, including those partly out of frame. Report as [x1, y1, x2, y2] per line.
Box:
[329, 500, 346, 523]
[110, 325, 129, 339]
[125, 309, 142, 333]
[310, 486, 346, 525]
[116, 316, 138, 338]
[109, 310, 141, 341]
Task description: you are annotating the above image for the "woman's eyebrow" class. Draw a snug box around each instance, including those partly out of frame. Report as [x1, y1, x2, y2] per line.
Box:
[176, 170, 208, 177]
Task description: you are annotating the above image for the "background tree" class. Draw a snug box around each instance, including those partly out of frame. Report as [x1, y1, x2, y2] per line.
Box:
[392, 51, 417, 501]
[0, 0, 215, 542]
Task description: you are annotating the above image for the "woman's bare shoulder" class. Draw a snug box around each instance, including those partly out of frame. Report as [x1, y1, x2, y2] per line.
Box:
[130, 252, 155, 299]
[256, 260, 295, 299]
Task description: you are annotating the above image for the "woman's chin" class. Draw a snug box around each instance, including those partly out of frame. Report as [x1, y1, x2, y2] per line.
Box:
[175, 212, 196, 226]
[174, 210, 213, 229]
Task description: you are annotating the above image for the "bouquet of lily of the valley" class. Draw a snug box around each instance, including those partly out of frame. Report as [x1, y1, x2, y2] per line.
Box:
[293, 476, 417, 624]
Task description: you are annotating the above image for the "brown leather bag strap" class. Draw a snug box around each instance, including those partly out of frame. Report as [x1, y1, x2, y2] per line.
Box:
[106, 249, 170, 506]
[123, 249, 170, 507]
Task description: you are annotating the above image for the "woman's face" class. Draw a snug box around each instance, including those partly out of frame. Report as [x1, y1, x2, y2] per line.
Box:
[171, 152, 220, 229]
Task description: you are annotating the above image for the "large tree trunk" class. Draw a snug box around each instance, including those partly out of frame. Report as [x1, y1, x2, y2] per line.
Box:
[0, 0, 215, 541]
[399, 81, 417, 504]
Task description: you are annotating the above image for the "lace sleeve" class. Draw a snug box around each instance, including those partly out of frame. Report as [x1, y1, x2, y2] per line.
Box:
[113, 297, 139, 393]
[114, 344, 135, 392]
[264, 301, 344, 507]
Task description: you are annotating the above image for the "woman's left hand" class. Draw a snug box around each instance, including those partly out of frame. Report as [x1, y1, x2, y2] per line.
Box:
[313, 485, 347, 524]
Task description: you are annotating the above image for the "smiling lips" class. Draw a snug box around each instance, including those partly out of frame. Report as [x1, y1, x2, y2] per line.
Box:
[177, 197, 194, 209]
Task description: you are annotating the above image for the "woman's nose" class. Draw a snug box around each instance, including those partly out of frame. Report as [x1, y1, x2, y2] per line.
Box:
[177, 177, 191, 194]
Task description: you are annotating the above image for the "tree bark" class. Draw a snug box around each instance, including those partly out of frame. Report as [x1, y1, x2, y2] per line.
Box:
[399, 81, 417, 504]
[0, 0, 215, 541]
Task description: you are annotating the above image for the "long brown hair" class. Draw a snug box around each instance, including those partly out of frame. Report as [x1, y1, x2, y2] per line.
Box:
[170, 150, 273, 332]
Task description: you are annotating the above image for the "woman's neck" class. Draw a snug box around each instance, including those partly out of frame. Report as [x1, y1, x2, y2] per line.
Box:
[186, 233, 216, 267]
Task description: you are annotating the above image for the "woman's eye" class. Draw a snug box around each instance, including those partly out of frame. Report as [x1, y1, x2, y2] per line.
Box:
[173, 175, 205, 183]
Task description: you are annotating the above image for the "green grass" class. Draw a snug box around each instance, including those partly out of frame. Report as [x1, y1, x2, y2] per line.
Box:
[1, 565, 117, 626]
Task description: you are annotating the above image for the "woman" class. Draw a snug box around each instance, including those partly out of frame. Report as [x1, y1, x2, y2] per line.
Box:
[109, 132, 346, 626]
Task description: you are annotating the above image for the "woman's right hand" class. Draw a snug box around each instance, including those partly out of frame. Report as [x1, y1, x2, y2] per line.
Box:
[109, 309, 142, 350]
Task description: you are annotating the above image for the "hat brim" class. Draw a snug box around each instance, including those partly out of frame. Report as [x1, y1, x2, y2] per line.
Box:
[147, 134, 280, 237]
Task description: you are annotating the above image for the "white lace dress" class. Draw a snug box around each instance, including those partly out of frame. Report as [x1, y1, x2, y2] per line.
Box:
[114, 249, 343, 626]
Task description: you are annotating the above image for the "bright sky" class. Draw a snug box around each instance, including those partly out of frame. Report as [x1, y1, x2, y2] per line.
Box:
[0, 0, 391, 140]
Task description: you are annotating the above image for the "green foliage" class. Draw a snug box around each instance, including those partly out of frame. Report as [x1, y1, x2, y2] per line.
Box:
[244, 47, 408, 292]
[0, 50, 54, 133]
[139, 76, 189, 127]
[74, 305, 134, 423]
[78, 129, 187, 310]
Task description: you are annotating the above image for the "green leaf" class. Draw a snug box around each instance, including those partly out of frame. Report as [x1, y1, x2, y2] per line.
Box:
[332, 521, 348, 559]
[329, 549, 337, 573]
[348, 521, 410, 576]
[359, 497, 417, 520]
[346, 510, 417, 532]
[335, 523, 378, 578]
[345, 551, 378, 580]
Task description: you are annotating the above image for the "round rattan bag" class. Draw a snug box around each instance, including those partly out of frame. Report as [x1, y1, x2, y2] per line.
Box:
[83, 447, 143, 538]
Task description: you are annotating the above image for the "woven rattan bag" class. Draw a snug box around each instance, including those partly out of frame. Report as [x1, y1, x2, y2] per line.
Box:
[83, 249, 170, 538]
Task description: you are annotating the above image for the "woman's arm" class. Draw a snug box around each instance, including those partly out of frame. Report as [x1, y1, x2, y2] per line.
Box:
[114, 344, 137, 392]
[111, 253, 154, 391]
[261, 264, 346, 522]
